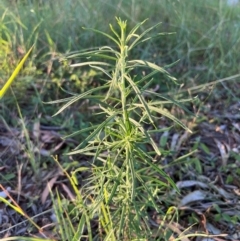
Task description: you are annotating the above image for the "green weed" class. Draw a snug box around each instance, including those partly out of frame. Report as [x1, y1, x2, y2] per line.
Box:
[48, 17, 192, 240]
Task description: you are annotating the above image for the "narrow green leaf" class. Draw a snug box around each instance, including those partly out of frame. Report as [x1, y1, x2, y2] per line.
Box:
[73, 214, 86, 241]
[0, 197, 25, 216]
[136, 146, 179, 192]
[63, 124, 100, 139]
[109, 23, 121, 41]
[51, 85, 108, 116]
[137, 69, 158, 86]
[135, 173, 160, 212]
[133, 103, 192, 133]
[128, 153, 136, 201]
[128, 59, 178, 83]
[125, 19, 149, 43]
[118, 205, 126, 239]
[132, 71, 158, 104]
[44, 29, 55, 49]
[69, 114, 117, 151]
[89, 53, 117, 61]
[148, 105, 192, 132]
[131, 32, 175, 49]
[130, 118, 161, 156]
[107, 178, 120, 205]
[0, 238, 53, 241]
[83, 27, 120, 48]
[88, 65, 112, 79]
[67, 146, 100, 156]
[144, 91, 194, 116]
[125, 75, 154, 124]
[67, 48, 118, 60]
[54, 192, 68, 240]
[71, 61, 110, 68]
[0, 45, 34, 99]
[128, 22, 162, 50]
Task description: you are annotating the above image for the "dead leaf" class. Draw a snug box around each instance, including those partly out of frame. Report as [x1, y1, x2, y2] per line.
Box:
[171, 133, 180, 151]
[41, 176, 59, 205]
[33, 119, 40, 140]
[0, 136, 21, 155]
[214, 139, 230, 166]
[176, 131, 191, 151]
[206, 222, 221, 235]
[176, 180, 209, 190]
[61, 183, 75, 201]
[180, 190, 207, 207]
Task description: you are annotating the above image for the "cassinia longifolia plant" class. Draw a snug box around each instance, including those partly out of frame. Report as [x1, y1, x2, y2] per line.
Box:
[50, 18, 191, 240]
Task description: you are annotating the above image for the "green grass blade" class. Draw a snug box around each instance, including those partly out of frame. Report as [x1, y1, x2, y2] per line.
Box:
[0, 197, 25, 216]
[72, 214, 86, 241]
[0, 45, 34, 99]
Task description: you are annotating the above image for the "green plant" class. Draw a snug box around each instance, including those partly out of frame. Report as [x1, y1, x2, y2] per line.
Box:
[49, 18, 192, 240]
[0, 45, 34, 98]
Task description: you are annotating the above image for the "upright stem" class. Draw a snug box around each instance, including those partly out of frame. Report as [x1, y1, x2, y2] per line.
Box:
[119, 22, 130, 133]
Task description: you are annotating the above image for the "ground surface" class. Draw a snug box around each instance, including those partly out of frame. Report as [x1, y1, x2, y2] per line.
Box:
[0, 81, 240, 240]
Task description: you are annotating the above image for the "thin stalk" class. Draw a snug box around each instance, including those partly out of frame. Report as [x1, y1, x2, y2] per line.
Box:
[125, 147, 131, 201]
[118, 21, 135, 213]
[118, 21, 131, 133]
